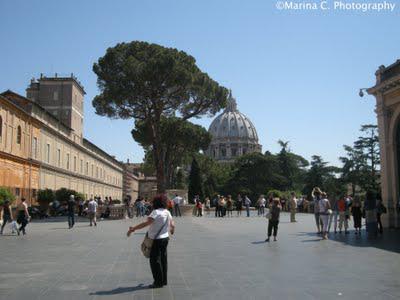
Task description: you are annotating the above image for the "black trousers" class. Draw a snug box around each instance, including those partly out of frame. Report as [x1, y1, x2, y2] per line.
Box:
[267, 220, 279, 237]
[150, 237, 169, 286]
[68, 212, 75, 228]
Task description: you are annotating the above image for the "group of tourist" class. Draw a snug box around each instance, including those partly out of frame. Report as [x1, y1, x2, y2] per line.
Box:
[311, 187, 387, 240]
[0, 198, 30, 236]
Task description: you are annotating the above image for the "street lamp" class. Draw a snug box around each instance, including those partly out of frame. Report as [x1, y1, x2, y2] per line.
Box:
[359, 88, 368, 98]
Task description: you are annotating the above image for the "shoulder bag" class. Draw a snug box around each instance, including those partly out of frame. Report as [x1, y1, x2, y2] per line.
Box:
[141, 216, 169, 258]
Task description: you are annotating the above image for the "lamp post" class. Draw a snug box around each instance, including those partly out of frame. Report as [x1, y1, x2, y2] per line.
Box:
[359, 87, 378, 239]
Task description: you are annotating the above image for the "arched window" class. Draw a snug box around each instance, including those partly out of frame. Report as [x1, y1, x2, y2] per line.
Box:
[0, 116, 3, 142]
[17, 126, 22, 145]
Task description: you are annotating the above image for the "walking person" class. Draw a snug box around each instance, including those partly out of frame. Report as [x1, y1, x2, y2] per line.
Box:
[312, 187, 323, 234]
[88, 198, 98, 226]
[376, 198, 386, 234]
[67, 195, 76, 229]
[236, 194, 243, 216]
[1, 200, 14, 235]
[244, 195, 251, 217]
[352, 197, 363, 234]
[172, 194, 182, 217]
[16, 198, 30, 235]
[318, 192, 331, 240]
[265, 198, 281, 242]
[289, 192, 297, 222]
[127, 195, 175, 288]
[78, 198, 84, 216]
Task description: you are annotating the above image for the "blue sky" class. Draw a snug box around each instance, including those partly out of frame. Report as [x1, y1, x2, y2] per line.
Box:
[1, 0, 399, 166]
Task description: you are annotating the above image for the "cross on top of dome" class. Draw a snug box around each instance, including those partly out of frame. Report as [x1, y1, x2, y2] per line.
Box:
[224, 90, 238, 112]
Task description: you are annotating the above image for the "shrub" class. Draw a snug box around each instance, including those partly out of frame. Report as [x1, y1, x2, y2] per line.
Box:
[0, 187, 15, 206]
[37, 189, 55, 209]
[55, 188, 81, 204]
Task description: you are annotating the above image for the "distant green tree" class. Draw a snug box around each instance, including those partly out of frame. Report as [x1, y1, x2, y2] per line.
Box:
[55, 188, 79, 204]
[37, 189, 55, 210]
[0, 187, 15, 206]
[226, 152, 285, 202]
[303, 155, 339, 197]
[276, 140, 309, 191]
[92, 41, 229, 192]
[188, 158, 203, 202]
[132, 116, 211, 188]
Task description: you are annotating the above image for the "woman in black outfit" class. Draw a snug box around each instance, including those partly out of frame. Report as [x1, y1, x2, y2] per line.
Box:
[351, 198, 362, 234]
[127, 195, 175, 288]
[265, 198, 281, 242]
[1, 200, 14, 234]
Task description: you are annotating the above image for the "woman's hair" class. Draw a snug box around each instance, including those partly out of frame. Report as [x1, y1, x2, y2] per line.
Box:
[152, 194, 168, 209]
[21, 198, 26, 202]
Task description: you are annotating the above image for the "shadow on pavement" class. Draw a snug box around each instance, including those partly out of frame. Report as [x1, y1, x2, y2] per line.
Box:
[251, 240, 266, 245]
[297, 230, 400, 254]
[89, 284, 149, 295]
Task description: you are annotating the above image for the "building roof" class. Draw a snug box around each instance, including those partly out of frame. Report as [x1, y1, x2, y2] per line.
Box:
[208, 93, 259, 142]
[1, 90, 74, 131]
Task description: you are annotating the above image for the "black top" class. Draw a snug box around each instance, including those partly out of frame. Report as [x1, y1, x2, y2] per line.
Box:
[67, 199, 75, 213]
[3, 206, 11, 217]
[270, 205, 281, 222]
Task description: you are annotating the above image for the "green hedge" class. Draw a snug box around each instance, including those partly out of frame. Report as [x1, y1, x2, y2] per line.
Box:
[0, 187, 16, 206]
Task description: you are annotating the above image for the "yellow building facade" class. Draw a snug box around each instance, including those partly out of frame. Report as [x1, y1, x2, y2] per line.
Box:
[0, 94, 40, 205]
[1, 75, 123, 203]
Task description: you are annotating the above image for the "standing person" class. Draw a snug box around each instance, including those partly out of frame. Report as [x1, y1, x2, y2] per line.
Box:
[135, 197, 142, 217]
[218, 196, 226, 217]
[328, 198, 339, 234]
[244, 195, 251, 217]
[78, 198, 84, 216]
[67, 195, 76, 229]
[16, 198, 30, 235]
[172, 194, 182, 217]
[290, 192, 297, 222]
[376, 198, 386, 234]
[226, 195, 233, 217]
[337, 197, 349, 234]
[312, 187, 323, 234]
[213, 195, 219, 218]
[257, 195, 266, 216]
[88, 198, 98, 227]
[236, 194, 243, 217]
[124, 196, 132, 218]
[204, 197, 211, 215]
[352, 197, 363, 234]
[196, 198, 203, 217]
[1, 200, 14, 235]
[265, 198, 281, 242]
[318, 192, 331, 240]
[127, 195, 175, 288]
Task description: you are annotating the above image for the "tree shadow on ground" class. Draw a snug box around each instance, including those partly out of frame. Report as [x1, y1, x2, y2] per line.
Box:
[89, 284, 149, 295]
[296, 230, 400, 254]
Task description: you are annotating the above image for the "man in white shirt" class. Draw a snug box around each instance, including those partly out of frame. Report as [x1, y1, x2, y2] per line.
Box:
[88, 198, 98, 226]
[172, 194, 182, 217]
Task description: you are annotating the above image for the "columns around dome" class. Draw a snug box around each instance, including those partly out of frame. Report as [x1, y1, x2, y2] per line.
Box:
[206, 140, 262, 162]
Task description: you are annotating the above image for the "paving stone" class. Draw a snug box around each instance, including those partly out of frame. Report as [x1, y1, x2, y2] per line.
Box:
[0, 213, 399, 299]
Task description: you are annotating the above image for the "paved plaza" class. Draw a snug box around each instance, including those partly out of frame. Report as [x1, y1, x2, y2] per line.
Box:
[0, 212, 399, 300]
